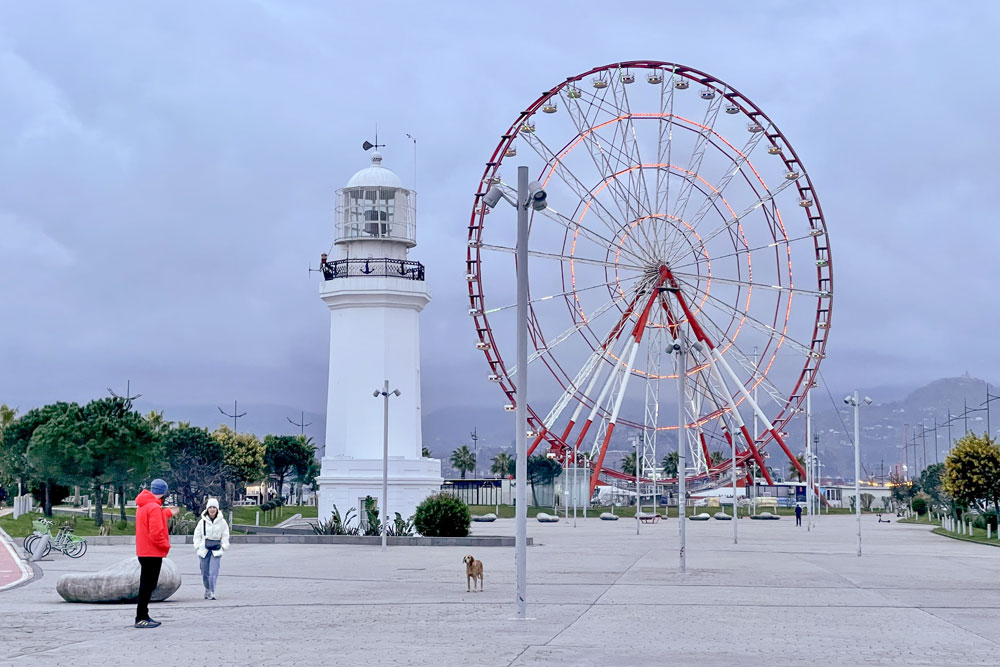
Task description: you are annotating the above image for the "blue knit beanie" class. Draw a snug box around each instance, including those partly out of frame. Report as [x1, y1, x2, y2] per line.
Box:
[150, 479, 168, 495]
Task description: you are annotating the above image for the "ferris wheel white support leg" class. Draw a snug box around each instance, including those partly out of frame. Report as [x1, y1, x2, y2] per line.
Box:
[693, 343, 770, 482]
[711, 348, 807, 481]
[589, 339, 642, 496]
[527, 348, 604, 457]
[573, 336, 634, 470]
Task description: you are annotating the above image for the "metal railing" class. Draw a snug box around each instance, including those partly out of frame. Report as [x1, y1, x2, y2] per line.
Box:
[321, 258, 425, 281]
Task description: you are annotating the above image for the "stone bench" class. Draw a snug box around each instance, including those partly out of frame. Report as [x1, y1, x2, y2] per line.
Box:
[599, 512, 619, 521]
[751, 512, 780, 520]
[535, 513, 559, 523]
[57, 557, 181, 603]
[471, 513, 498, 523]
[713, 512, 733, 521]
[688, 513, 712, 521]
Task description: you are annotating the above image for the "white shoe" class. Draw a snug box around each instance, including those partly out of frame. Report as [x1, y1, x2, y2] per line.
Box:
[209, 591, 216, 600]
[204, 589, 210, 599]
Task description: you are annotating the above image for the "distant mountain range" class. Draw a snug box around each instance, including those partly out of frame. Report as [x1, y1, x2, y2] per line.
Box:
[134, 375, 998, 482]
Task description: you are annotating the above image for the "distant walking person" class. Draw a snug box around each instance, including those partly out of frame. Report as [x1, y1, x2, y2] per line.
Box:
[134, 479, 179, 629]
[795, 503, 803, 527]
[194, 497, 230, 600]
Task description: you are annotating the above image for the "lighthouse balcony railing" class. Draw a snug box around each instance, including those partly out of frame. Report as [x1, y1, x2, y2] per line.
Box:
[321, 257, 425, 282]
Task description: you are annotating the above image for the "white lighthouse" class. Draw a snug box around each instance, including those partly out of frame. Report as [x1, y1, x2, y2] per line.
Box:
[316, 149, 442, 526]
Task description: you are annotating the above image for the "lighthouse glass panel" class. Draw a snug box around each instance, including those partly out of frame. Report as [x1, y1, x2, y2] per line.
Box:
[336, 186, 416, 246]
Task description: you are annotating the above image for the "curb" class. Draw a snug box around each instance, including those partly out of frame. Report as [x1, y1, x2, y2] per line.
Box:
[79, 534, 531, 547]
[0, 525, 33, 592]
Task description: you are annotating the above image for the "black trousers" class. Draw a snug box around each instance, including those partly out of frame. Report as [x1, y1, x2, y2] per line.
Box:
[136, 556, 163, 622]
[795, 515, 802, 526]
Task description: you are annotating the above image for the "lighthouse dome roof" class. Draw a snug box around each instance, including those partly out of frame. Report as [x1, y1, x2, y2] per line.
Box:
[345, 152, 403, 189]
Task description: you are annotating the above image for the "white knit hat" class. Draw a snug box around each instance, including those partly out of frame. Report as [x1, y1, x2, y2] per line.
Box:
[206, 497, 220, 510]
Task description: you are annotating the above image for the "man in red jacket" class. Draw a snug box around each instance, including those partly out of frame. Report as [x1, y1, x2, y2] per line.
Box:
[134, 479, 179, 628]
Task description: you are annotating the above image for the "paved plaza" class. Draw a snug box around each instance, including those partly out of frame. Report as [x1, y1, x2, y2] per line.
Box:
[1, 514, 998, 666]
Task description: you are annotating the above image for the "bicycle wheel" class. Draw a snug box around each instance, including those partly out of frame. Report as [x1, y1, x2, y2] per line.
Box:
[23, 534, 37, 551]
[40, 540, 52, 559]
[65, 539, 87, 559]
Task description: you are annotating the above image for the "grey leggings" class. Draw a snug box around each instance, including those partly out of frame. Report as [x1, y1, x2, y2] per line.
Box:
[200, 553, 221, 591]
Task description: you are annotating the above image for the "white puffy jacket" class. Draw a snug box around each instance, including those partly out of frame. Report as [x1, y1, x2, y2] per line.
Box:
[194, 512, 231, 559]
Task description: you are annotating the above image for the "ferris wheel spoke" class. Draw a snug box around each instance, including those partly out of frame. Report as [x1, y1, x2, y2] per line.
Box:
[677, 278, 815, 359]
[484, 275, 641, 317]
[608, 70, 658, 228]
[671, 271, 823, 298]
[682, 178, 797, 259]
[564, 92, 653, 236]
[686, 130, 768, 236]
[521, 131, 638, 245]
[669, 233, 815, 271]
[479, 243, 645, 272]
[670, 93, 725, 224]
[655, 66, 679, 216]
[506, 287, 636, 376]
[534, 203, 650, 266]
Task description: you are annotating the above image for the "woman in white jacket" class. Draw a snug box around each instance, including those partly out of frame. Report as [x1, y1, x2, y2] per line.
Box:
[193, 497, 230, 600]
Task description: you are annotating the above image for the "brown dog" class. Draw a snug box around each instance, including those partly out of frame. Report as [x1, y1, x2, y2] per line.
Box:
[463, 554, 483, 592]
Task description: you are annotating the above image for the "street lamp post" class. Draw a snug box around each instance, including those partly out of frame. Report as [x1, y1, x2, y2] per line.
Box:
[483, 166, 548, 619]
[373, 380, 401, 552]
[845, 391, 871, 557]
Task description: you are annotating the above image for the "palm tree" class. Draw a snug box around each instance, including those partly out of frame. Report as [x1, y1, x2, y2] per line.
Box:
[490, 452, 512, 477]
[661, 451, 679, 477]
[709, 450, 725, 468]
[450, 445, 476, 479]
[620, 451, 638, 476]
[421, 446, 431, 458]
[789, 454, 806, 482]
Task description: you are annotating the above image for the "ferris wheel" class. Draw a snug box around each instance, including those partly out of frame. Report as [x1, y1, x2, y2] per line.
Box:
[466, 61, 832, 494]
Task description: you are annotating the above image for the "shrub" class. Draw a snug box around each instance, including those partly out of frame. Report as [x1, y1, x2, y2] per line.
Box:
[309, 505, 359, 535]
[973, 511, 998, 531]
[413, 493, 471, 537]
[911, 495, 928, 515]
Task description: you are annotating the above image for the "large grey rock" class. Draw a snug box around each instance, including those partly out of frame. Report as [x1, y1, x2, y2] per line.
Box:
[599, 512, 619, 521]
[57, 557, 181, 603]
[535, 512, 559, 523]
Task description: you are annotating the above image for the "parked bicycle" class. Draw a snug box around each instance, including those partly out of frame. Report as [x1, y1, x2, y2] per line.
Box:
[24, 518, 87, 558]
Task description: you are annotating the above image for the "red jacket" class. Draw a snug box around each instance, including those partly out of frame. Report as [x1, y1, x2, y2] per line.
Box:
[135, 489, 172, 557]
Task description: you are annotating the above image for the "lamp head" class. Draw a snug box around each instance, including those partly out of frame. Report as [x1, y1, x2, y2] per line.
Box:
[843, 395, 852, 405]
[373, 389, 381, 398]
[482, 185, 503, 209]
[863, 396, 873, 405]
[392, 389, 401, 397]
[527, 181, 547, 211]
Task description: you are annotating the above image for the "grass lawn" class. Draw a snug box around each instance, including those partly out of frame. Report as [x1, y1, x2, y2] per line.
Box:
[0, 512, 135, 538]
[231, 504, 317, 526]
[899, 514, 1000, 547]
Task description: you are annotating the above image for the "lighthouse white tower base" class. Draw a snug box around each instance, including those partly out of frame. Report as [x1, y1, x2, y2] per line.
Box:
[317, 457, 443, 527]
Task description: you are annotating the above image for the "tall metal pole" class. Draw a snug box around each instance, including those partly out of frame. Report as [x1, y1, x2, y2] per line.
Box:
[514, 166, 529, 618]
[381, 379, 389, 552]
[634, 434, 641, 535]
[806, 386, 812, 531]
[920, 423, 927, 472]
[752, 346, 759, 510]
[853, 390, 862, 557]
[814, 434, 821, 523]
[731, 420, 738, 544]
[947, 410, 953, 451]
[677, 333, 687, 573]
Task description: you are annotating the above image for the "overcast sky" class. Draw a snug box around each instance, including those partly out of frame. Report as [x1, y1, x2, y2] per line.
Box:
[1, 1, 998, 422]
